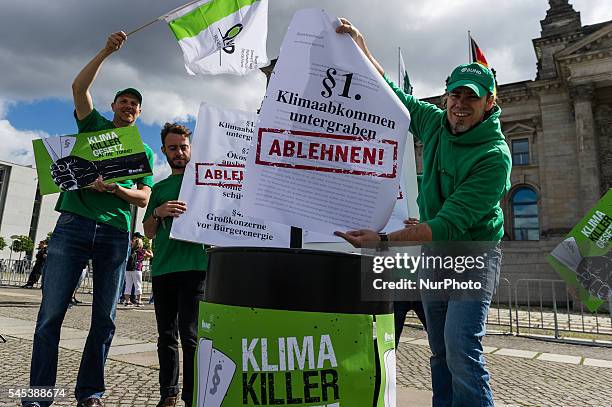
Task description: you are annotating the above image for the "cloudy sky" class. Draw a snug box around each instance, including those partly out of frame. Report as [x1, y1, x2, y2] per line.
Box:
[1, 0, 611, 179]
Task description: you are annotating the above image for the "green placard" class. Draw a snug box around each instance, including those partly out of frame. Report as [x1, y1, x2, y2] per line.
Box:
[32, 126, 152, 195]
[194, 302, 396, 406]
[547, 189, 611, 312]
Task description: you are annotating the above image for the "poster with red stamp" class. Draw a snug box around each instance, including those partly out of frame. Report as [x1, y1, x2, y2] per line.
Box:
[171, 103, 290, 247]
[242, 9, 414, 235]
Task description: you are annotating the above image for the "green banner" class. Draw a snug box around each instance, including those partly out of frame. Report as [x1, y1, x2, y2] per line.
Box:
[195, 302, 396, 406]
[547, 189, 611, 312]
[32, 126, 152, 195]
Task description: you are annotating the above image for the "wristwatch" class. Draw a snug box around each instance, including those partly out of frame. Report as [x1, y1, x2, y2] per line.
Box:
[378, 233, 389, 242]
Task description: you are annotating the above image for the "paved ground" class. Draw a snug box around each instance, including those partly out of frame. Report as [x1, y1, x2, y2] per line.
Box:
[0, 286, 611, 406]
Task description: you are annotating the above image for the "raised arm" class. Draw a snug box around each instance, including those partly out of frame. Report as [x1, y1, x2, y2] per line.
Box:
[72, 31, 127, 120]
[336, 18, 385, 76]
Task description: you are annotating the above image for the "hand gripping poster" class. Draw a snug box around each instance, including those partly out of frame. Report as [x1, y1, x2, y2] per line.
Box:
[547, 189, 611, 312]
[32, 126, 152, 195]
[170, 103, 290, 247]
[242, 9, 411, 235]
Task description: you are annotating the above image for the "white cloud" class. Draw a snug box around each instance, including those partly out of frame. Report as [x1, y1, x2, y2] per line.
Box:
[575, 0, 612, 25]
[0, 0, 611, 123]
[152, 152, 171, 183]
[0, 120, 51, 166]
[0, 99, 12, 119]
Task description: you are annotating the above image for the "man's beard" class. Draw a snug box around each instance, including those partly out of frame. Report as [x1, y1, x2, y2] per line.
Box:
[168, 157, 189, 169]
[450, 122, 471, 134]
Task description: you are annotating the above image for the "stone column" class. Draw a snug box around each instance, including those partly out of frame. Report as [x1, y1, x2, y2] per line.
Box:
[570, 84, 601, 214]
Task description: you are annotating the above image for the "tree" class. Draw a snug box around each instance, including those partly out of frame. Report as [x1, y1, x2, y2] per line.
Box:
[11, 235, 34, 260]
[0, 237, 6, 251]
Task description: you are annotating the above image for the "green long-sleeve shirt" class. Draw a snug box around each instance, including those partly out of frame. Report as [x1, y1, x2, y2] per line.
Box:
[385, 75, 511, 241]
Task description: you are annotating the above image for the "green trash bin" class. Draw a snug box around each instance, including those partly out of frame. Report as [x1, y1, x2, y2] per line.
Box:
[193, 247, 396, 407]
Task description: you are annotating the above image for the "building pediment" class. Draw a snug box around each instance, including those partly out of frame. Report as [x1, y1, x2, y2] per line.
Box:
[503, 123, 537, 136]
[556, 21, 612, 59]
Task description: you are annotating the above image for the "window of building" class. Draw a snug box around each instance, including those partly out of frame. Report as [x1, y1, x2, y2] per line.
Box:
[512, 138, 529, 165]
[0, 165, 10, 227]
[511, 187, 539, 241]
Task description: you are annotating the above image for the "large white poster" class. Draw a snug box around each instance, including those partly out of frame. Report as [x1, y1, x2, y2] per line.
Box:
[242, 8, 411, 235]
[304, 137, 420, 245]
[171, 103, 290, 247]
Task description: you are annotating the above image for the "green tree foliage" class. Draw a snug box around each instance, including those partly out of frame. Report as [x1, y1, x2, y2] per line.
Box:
[11, 235, 34, 255]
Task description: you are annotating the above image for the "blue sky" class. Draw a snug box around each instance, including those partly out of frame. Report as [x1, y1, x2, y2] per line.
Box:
[2, 0, 611, 181]
[5, 98, 194, 165]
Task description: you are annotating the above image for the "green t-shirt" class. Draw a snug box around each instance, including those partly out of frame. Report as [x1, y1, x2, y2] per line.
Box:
[144, 174, 208, 277]
[54, 109, 155, 232]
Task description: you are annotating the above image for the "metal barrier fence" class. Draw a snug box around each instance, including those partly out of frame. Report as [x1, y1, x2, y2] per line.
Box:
[406, 277, 515, 334]
[513, 278, 612, 339]
[2, 258, 610, 341]
[0, 259, 153, 296]
[0, 258, 35, 286]
[486, 277, 514, 334]
[404, 277, 611, 341]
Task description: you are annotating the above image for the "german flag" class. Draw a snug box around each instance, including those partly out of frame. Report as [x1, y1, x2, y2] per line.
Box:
[470, 35, 489, 68]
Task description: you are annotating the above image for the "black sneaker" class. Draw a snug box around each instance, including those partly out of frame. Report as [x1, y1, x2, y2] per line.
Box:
[76, 397, 104, 407]
[156, 396, 177, 407]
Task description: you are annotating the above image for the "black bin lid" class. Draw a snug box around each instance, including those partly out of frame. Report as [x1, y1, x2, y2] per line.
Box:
[205, 247, 392, 315]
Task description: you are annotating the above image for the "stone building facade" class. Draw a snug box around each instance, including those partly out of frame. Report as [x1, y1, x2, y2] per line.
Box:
[416, 0, 612, 304]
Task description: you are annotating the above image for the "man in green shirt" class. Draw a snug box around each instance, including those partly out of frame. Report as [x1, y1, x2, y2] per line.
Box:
[144, 123, 207, 407]
[24, 32, 154, 407]
[335, 20, 511, 407]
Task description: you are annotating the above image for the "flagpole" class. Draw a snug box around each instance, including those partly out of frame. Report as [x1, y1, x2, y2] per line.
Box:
[398, 47, 401, 84]
[126, 0, 203, 36]
[468, 30, 471, 63]
[127, 19, 161, 36]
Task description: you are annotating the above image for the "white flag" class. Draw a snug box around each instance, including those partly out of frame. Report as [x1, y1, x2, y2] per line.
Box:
[164, 0, 269, 75]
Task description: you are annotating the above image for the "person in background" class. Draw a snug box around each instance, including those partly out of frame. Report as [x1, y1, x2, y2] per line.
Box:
[22, 241, 48, 289]
[123, 236, 151, 306]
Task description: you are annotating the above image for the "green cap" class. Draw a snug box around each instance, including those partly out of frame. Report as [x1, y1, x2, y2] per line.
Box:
[446, 63, 495, 98]
[114, 88, 142, 104]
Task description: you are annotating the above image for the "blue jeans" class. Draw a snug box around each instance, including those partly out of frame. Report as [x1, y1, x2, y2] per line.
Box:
[420, 245, 502, 407]
[23, 212, 129, 406]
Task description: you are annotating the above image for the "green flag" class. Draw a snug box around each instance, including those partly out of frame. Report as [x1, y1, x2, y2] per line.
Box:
[399, 50, 413, 95]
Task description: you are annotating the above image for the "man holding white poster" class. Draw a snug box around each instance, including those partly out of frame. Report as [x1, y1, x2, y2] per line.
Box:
[170, 103, 290, 247]
[143, 123, 207, 407]
[334, 19, 511, 407]
[241, 9, 411, 235]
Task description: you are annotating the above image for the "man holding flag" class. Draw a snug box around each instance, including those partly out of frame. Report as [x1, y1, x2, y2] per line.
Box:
[23, 32, 154, 407]
[335, 19, 511, 407]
